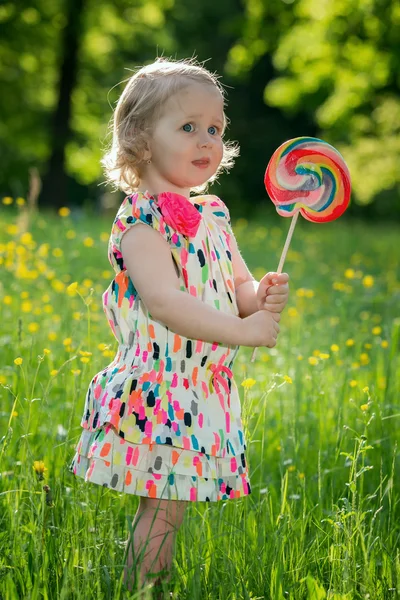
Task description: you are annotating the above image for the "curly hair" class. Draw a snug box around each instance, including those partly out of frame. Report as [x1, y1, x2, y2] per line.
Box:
[101, 56, 240, 195]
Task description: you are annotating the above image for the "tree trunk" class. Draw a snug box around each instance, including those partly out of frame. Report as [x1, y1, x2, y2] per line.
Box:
[39, 0, 85, 208]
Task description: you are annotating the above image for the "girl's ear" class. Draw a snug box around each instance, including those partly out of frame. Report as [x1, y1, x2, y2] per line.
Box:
[142, 133, 152, 162]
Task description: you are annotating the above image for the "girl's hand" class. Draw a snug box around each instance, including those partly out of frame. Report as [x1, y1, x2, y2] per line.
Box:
[241, 310, 281, 348]
[256, 272, 289, 313]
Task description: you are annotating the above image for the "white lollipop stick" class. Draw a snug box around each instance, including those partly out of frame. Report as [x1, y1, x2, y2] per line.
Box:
[250, 211, 299, 363]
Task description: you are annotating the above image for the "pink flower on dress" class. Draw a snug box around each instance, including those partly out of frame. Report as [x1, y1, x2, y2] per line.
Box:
[156, 192, 202, 238]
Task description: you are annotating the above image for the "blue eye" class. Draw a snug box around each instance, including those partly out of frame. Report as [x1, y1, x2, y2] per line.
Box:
[182, 123, 194, 132]
[208, 126, 218, 135]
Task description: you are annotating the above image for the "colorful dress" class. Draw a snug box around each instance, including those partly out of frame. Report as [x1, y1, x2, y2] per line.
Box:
[68, 190, 252, 502]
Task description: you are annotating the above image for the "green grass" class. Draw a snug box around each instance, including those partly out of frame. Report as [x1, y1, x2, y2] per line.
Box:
[0, 202, 399, 599]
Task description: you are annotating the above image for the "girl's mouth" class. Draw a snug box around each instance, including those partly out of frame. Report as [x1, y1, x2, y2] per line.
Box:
[192, 159, 210, 169]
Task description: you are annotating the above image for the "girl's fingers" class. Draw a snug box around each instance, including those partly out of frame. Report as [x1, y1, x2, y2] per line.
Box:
[267, 284, 289, 295]
[264, 303, 282, 312]
[264, 294, 287, 304]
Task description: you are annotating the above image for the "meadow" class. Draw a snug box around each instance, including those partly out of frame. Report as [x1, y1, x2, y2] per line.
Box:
[0, 197, 399, 600]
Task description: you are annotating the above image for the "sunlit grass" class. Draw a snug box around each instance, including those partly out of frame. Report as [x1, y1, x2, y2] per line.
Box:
[1, 198, 399, 599]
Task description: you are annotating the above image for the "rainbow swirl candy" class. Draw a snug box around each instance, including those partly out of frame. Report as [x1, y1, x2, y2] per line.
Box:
[265, 137, 351, 223]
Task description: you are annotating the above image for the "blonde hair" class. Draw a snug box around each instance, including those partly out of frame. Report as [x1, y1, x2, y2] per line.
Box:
[101, 57, 240, 195]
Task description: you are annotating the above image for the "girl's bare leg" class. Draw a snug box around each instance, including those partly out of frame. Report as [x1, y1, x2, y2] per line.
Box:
[123, 496, 188, 593]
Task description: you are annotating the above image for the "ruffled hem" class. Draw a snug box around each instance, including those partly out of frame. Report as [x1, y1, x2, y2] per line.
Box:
[68, 423, 251, 503]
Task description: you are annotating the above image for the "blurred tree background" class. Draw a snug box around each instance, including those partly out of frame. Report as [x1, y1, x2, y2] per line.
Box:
[1, 0, 400, 219]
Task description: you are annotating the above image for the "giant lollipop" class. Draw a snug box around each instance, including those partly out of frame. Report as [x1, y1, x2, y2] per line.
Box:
[251, 136, 351, 362]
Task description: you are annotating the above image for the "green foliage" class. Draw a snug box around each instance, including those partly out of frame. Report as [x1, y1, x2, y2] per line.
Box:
[258, 0, 400, 205]
[1, 0, 400, 213]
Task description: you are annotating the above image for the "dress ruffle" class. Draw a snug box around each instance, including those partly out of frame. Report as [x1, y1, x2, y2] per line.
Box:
[69, 423, 251, 502]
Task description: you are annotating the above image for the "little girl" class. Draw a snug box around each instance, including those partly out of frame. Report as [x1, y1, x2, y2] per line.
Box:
[68, 57, 289, 594]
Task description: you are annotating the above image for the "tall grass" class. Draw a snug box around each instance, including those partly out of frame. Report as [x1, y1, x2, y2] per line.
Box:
[0, 200, 399, 599]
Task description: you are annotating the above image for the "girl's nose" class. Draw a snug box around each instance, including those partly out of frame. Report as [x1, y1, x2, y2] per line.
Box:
[197, 131, 213, 148]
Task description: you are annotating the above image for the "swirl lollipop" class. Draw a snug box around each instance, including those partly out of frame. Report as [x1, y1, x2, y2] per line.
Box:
[251, 136, 351, 362]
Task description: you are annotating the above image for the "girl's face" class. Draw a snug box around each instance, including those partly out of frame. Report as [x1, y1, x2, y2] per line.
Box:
[141, 82, 225, 198]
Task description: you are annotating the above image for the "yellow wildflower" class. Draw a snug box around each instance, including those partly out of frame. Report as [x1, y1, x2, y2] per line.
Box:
[298, 472, 305, 479]
[362, 275, 374, 288]
[2, 196, 13, 205]
[308, 357, 318, 366]
[102, 270, 112, 279]
[362, 386, 369, 393]
[0, 375, 6, 385]
[283, 375, 293, 384]
[372, 326, 382, 336]
[3, 296, 12, 305]
[83, 237, 94, 247]
[52, 248, 63, 258]
[14, 357, 23, 365]
[6, 224, 17, 235]
[319, 353, 330, 360]
[67, 281, 78, 295]
[360, 404, 369, 411]
[50, 369, 58, 377]
[63, 337, 72, 346]
[313, 349, 320, 357]
[381, 340, 389, 348]
[80, 357, 90, 364]
[28, 323, 39, 333]
[52, 279, 65, 292]
[33, 460, 48, 481]
[330, 344, 339, 352]
[48, 332, 57, 341]
[71, 369, 81, 376]
[100, 232, 109, 242]
[58, 207, 71, 217]
[241, 378, 256, 389]
[346, 339, 355, 347]
[288, 465, 296, 472]
[287, 307, 298, 317]
[20, 232, 33, 245]
[360, 353, 369, 365]
[21, 301, 32, 313]
[297, 355, 303, 361]
[349, 380, 358, 388]
[43, 348, 51, 355]
[364, 343, 372, 349]
[344, 268, 355, 279]
[16, 197, 25, 206]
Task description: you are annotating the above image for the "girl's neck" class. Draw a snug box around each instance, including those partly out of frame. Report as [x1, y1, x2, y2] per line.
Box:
[138, 176, 191, 201]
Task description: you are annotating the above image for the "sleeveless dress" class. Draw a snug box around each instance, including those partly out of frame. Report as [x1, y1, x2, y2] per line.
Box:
[68, 190, 252, 502]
